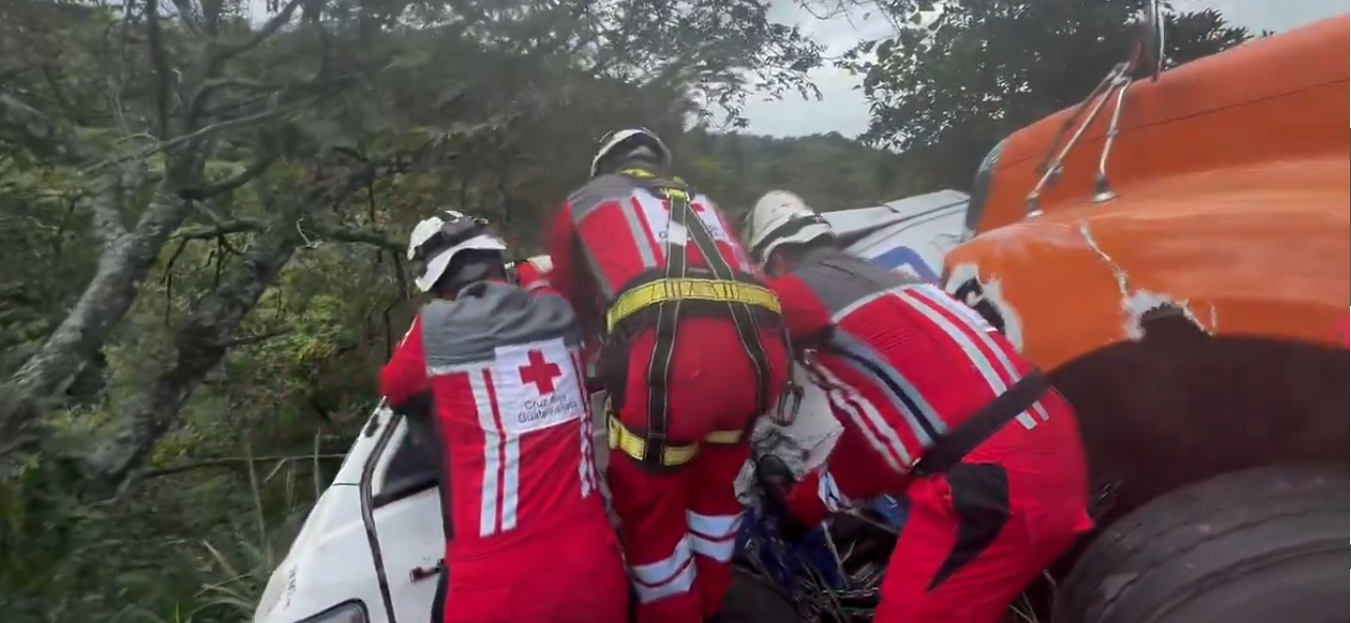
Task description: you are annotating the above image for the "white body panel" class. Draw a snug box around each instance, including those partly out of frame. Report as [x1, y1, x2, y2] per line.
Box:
[255, 190, 970, 623]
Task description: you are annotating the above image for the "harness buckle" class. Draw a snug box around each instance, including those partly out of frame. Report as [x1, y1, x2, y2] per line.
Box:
[769, 377, 804, 426]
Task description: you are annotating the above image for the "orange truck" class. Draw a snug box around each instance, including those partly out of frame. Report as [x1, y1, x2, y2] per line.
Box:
[941, 12, 1349, 623]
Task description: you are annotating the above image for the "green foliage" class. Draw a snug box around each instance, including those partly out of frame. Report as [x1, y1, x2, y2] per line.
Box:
[848, 0, 1252, 187]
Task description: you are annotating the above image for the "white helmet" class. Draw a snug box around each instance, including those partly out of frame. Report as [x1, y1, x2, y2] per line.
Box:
[744, 190, 835, 264]
[407, 210, 507, 293]
[590, 127, 672, 178]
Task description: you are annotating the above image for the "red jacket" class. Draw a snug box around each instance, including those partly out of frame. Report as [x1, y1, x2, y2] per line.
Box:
[546, 174, 779, 431]
[379, 273, 605, 551]
[767, 251, 1052, 523]
[547, 172, 762, 336]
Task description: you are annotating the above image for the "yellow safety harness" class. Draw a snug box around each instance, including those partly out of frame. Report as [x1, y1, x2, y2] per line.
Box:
[603, 168, 783, 469]
[606, 279, 781, 331]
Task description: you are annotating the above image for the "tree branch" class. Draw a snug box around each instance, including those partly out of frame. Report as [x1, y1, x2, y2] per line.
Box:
[145, 452, 347, 479]
[82, 102, 303, 174]
[79, 167, 388, 498]
[88, 168, 135, 246]
[173, 216, 403, 252]
[84, 228, 304, 498]
[178, 154, 277, 200]
[145, 0, 176, 139]
[219, 0, 305, 61]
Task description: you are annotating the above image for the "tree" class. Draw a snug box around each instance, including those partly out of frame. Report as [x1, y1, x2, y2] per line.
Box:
[0, 1, 838, 619]
[677, 130, 925, 215]
[848, 0, 1251, 188]
[0, 0, 826, 499]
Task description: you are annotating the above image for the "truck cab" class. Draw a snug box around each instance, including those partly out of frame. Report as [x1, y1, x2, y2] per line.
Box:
[942, 13, 1348, 623]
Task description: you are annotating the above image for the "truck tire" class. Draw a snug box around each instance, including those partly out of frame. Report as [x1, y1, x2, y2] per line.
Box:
[1054, 463, 1348, 623]
[719, 566, 803, 623]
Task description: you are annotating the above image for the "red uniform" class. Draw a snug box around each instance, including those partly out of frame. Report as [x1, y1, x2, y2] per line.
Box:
[769, 251, 1094, 623]
[548, 170, 789, 623]
[380, 274, 628, 623]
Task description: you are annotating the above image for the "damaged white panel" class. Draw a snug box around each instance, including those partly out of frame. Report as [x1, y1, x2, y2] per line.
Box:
[735, 366, 843, 505]
[1079, 222, 1215, 340]
[944, 262, 1026, 352]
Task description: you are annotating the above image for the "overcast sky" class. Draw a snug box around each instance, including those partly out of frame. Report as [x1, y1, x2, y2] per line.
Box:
[744, 0, 1348, 137]
[242, 0, 1346, 137]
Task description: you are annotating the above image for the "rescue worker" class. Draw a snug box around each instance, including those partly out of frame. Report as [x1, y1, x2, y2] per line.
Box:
[744, 191, 1095, 623]
[380, 211, 629, 623]
[542, 128, 795, 623]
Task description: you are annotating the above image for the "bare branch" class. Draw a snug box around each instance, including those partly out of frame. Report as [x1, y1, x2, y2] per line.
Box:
[82, 102, 303, 174]
[145, 452, 345, 478]
[85, 230, 303, 497]
[174, 216, 403, 252]
[219, 0, 305, 61]
[178, 154, 277, 200]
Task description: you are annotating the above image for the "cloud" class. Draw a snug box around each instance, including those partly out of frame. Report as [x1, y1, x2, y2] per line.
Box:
[745, 0, 1348, 137]
[237, 0, 1344, 137]
[742, 1, 895, 139]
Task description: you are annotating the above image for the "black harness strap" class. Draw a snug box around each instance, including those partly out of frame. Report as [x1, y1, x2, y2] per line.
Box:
[668, 183, 773, 416]
[911, 369, 1050, 477]
[630, 172, 773, 468]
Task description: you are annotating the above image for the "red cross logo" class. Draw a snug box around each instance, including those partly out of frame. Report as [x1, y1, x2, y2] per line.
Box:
[518, 349, 563, 395]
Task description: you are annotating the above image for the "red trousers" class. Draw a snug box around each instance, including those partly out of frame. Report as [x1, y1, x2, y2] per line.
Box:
[794, 390, 1094, 623]
[441, 509, 629, 623]
[606, 321, 787, 623]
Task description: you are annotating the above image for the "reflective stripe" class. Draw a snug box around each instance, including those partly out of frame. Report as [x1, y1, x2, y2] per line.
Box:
[481, 369, 521, 533]
[812, 362, 912, 472]
[908, 286, 1051, 424]
[687, 511, 743, 563]
[830, 287, 890, 324]
[569, 350, 599, 498]
[818, 469, 856, 513]
[497, 388, 520, 532]
[571, 175, 744, 299]
[626, 196, 659, 268]
[470, 369, 502, 537]
[630, 535, 697, 603]
[397, 317, 419, 346]
[902, 285, 1044, 428]
[830, 330, 947, 445]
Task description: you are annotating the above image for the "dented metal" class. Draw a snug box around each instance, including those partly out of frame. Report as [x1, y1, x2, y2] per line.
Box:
[1078, 222, 1212, 341]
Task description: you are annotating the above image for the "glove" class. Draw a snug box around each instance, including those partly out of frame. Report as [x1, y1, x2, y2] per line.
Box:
[514, 255, 553, 290]
[755, 454, 812, 543]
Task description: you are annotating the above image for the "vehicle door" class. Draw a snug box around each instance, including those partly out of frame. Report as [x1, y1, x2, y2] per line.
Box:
[360, 411, 446, 623]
